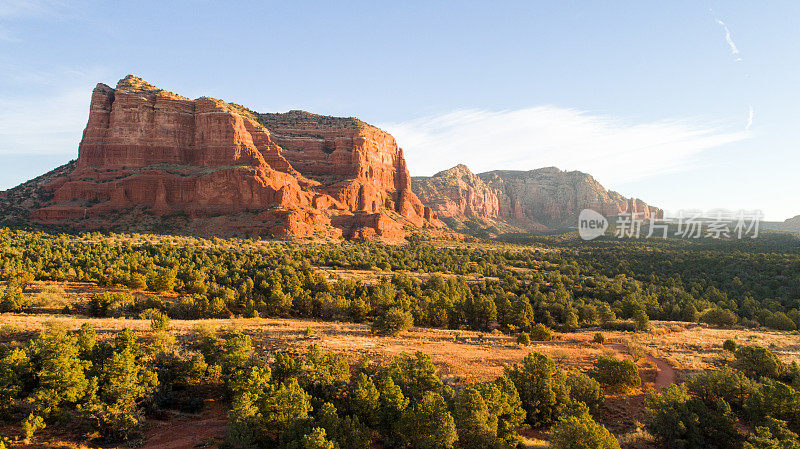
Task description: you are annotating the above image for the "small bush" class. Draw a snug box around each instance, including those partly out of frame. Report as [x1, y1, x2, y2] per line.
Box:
[566, 372, 604, 413]
[699, 308, 738, 327]
[139, 308, 170, 330]
[600, 320, 637, 332]
[372, 307, 413, 336]
[633, 309, 650, 332]
[529, 323, 552, 341]
[0, 280, 30, 312]
[723, 339, 737, 353]
[550, 405, 620, 449]
[89, 292, 136, 317]
[624, 340, 646, 362]
[735, 345, 783, 380]
[516, 332, 531, 346]
[22, 413, 45, 440]
[505, 352, 570, 427]
[589, 356, 641, 391]
[593, 333, 606, 344]
[764, 312, 797, 331]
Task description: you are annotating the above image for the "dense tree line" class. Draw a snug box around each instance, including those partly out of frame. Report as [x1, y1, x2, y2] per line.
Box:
[1, 228, 800, 333]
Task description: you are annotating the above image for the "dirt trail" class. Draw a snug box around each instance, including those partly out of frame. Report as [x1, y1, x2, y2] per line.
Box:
[607, 342, 677, 388]
[142, 398, 227, 449]
[647, 353, 677, 388]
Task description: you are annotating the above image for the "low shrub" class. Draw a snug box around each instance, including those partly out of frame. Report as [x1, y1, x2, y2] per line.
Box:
[372, 307, 413, 336]
[735, 345, 783, 380]
[589, 356, 640, 391]
[593, 333, 606, 344]
[699, 308, 738, 327]
[566, 372, 604, 413]
[529, 323, 552, 341]
[600, 320, 637, 332]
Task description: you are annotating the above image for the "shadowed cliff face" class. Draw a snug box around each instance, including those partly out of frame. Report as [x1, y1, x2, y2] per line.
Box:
[412, 165, 661, 234]
[7, 75, 441, 240]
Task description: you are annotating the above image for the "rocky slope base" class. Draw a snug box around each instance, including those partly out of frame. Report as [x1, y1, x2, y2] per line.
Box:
[413, 165, 661, 234]
[0, 75, 441, 240]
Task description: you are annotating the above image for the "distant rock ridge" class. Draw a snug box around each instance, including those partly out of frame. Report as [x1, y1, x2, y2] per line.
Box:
[412, 164, 661, 234]
[411, 165, 518, 236]
[2, 75, 442, 240]
[779, 215, 800, 233]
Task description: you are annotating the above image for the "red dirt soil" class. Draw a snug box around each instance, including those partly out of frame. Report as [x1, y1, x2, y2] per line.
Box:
[141, 398, 228, 449]
[648, 353, 677, 389]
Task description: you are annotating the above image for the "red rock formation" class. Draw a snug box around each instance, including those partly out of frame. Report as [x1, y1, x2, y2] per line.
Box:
[255, 110, 433, 226]
[412, 164, 661, 234]
[412, 164, 499, 220]
[479, 167, 662, 229]
[23, 75, 440, 239]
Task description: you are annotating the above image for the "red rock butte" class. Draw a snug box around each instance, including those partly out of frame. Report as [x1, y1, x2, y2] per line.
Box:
[29, 75, 441, 239]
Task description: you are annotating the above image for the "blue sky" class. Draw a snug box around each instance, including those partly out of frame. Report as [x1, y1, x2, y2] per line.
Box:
[1, 1, 797, 220]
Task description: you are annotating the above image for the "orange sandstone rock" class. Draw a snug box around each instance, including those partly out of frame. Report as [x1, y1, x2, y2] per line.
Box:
[22, 75, 440, 239]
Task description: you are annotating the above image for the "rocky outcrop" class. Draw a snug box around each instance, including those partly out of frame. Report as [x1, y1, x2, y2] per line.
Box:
[412, 165, 499, 219]
[479, 167, 662, 229]
[411, 165, 661, 234]
[5, 75, 440, 240]
[253, 110, 431, 226]
[779, 215, 800, 233]
[411, 165, 519, 236]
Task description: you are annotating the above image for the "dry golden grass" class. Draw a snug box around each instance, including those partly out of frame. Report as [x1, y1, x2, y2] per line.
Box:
[0, 313, 616, 383]
[634, 321, 800, 372]
[5, 282, 800, 449]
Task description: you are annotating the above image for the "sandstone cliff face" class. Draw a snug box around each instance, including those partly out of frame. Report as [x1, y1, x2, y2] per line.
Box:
[412, 164, 499, 220]
[411, 165, 518, 236]
[254, 110, 430, 226]
[479, 167, 662, 229]
[14, 75, 440, 240]
[411, 165, 661, 234]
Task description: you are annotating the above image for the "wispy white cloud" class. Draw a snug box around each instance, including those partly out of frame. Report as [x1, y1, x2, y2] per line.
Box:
[711, 9, 742, 62]
[0, 0, 82, 41]
[381, 107, 750, 185]
[746, 105, 754, 131]
[0, 65, 108, 156]
[0, 88, 89, 156]
[716, 19, 740, 56]
[0, 0, 68, 18]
